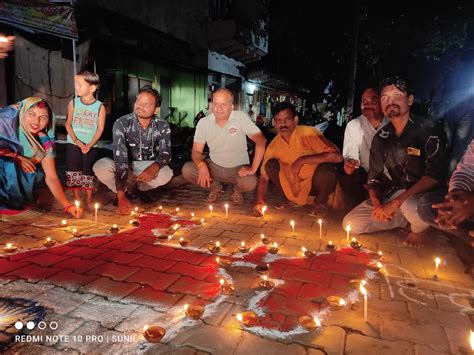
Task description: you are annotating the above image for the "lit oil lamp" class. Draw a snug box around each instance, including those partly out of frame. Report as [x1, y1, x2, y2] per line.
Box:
[259, 275, 275, 290]
[260, 233, 270, 245]
[327, 296, 346, 311]
[109, 224, 120, 233]
[326, 240, 336, 252]
[268, 242, 279, 254]
[301, 246, 315, 258]
[216, 256, 232, 269]
[199, 218, 205, 225]
[255, 263, 270, 274]
[190, 212, 195, 219]
[209, 205, 213, 215]
[224, 203, 229, 218]
[238, 241, 250, 253]
[261, 205, 267, 218]
[43, 237, 56, 247]
[3, 243, 17, 253]
[236, 311, 259, 327]
[158, 206, 163, 212]
[299, 315, 321, 330]
[129, 219, 140, 227]
[130, 211, 135, 216]
[367, 260, 383, 272]
[61, 219, 68, 226]
[368, 250, 383, 259]
[209, 241, 221, 254]
[184, 304, 204, 320]
[179, 237, 188, 247]
[219, 278, 234, 294]
[143, 325, 166, 343]
[290, 220, 295, 234]
[349, 279, 367, 290]
[72, 228, 84, 238]
[350, 237, 362, 250]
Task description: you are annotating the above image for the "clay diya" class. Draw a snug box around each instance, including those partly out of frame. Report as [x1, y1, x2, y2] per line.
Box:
[301, 246, 316, 258]
[179, 237, 188, 247]
[367, 260, 383, 272]
[350, 237, 362, 250]
[299, 315, 321, 330]
[43, 237, 56, 248]
[349, 279, 367, 290]
[268, 242, 279, 254]
[208, 241, 221, 254]
[238, 241, 250, 253]
[129, 219, 140, 227]
[216, 257, 232, 269]
[326, 241, 337, 252]
[184, 304, 204, 320]
[255, 263, 270, 274]
[327, 296, 346, 311]
[236, 311, 259, 327]
[219, 278, 234, 295]
[109, 224, 120, 233]
[3, 243, 17, 253]
[72, 229, 84, 238]
[143, 325, 166, 343]
[259, 275, 275, 290]
[260, 234, 271, 245]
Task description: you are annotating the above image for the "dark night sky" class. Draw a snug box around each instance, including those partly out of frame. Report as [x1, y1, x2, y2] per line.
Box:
[262, 0, 474, 103]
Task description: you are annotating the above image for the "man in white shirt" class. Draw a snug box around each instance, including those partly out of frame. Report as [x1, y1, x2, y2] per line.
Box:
[339, 88, 388, 207]
[182, 88, 266, 204]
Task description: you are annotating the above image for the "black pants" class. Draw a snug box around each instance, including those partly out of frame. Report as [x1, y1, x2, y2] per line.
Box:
[264, 159, 338, 205]
[65, 143, 98, 190]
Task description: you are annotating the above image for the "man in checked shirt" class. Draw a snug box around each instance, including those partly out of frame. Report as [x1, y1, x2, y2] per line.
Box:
[343, 77, 448, 247]
[94, 86, 173, 214]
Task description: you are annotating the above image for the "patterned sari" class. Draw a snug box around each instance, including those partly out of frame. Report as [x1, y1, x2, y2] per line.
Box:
[0, 98, 55, 211]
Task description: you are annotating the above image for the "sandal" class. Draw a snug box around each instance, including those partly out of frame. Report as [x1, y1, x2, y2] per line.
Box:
[206, 189, 222, 203]
[274, 201, 301, 210]
[231, 188, 244, 205]
[308, 204, 328, 218]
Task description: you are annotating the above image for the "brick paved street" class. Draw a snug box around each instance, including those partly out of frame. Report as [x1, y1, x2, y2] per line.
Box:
[0, 180, 473, 354]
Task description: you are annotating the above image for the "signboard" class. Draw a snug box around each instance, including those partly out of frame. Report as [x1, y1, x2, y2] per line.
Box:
[0, 2, 78, 40]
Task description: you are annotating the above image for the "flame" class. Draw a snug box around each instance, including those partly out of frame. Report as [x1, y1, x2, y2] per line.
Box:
[6, 243, 12, 249]
[301, 246, 307, 252]
[173, 224, 179, 230]
[191, 212, 195, 217]
[328, 240, 333, 245]
[290, 220, 295, 227]
[262, 205, 267, 214]
[74, 200, 80, 208]
[339, 298, 346, 306]
[216, 241, 220, 247]
[209, 205, 213, 211]
[273, 242, 278, 248]
[135, 207, 139, 211]
[46, 237, 51, 242]
[94, 203, 99, 209]
[376, 262, 383, 269]
[378, 250, 383, 256]
[241, 241, 245, 247]
[219, 278, 224, 286]
[435, 257, 441, 266]
[346, 224, 351, 232]
[470, 330, 474, 350]
[260, 234, 265, 239]
[143, 325, 148, 331]
[313, 316, 321, 327]
[61, 219, 67, 225]
[158, 205, 163, 210]
[352, 237, 356, 242]
[216, 257, 220, 263]
[180, 237, 184, 242]
[201, 218, 205, 223]
[263, 275, 268, 281]
[176, 207, 180, 212]
[318, 218, 322, 224]
[224, 203, 229, 209]
[183, 304, 189, 311]
[236, 313, 243, 322]
[359, 283, 368, 296]
[72, 228, 77, 233]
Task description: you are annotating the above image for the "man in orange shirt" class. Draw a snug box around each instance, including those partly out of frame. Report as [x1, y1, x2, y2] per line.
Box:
[254, 102, 342, 217]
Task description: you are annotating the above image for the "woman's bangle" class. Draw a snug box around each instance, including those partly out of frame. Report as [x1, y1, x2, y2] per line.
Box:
[64, 204, 74, 214]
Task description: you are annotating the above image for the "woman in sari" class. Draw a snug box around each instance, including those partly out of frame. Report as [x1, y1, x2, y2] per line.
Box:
[0, 97, 83, 218]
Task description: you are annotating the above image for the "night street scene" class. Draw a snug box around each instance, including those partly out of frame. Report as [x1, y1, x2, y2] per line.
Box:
[0, 0, 473, 354]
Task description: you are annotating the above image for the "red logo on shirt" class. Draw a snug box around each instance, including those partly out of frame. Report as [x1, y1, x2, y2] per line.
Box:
[228, 126, 237, 135]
